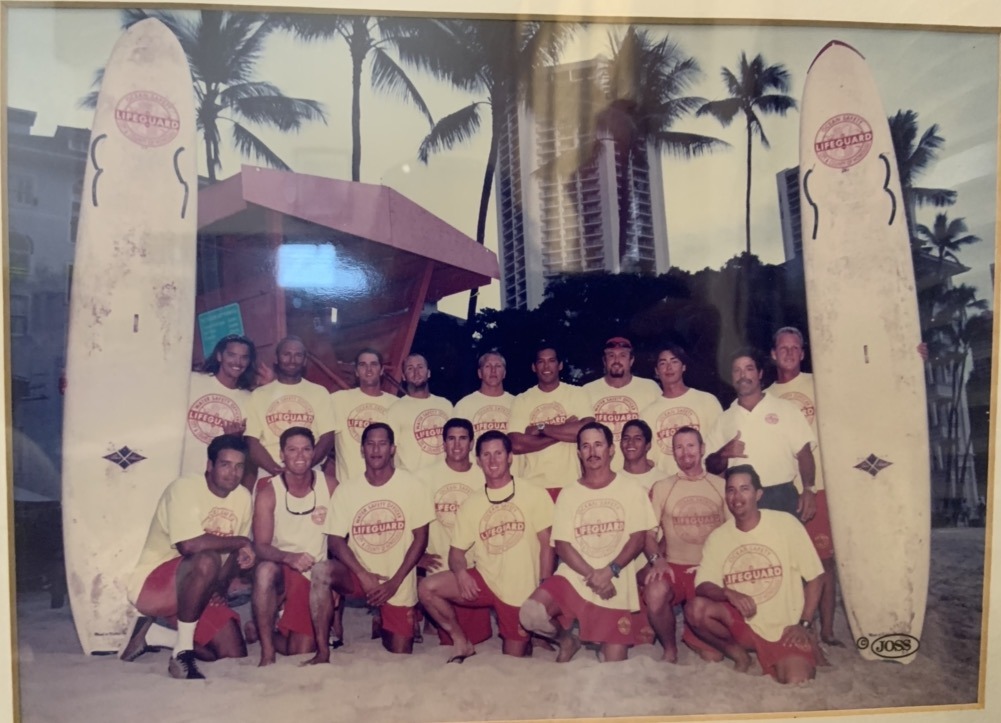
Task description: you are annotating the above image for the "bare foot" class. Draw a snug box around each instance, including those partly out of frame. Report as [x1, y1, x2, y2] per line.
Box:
[299, 652, 330, 666]
[533, 636, 556, 652]
[660, 645, 679, 663]
[258, 652, 276, 667]
[697, 648, 725, 663]
[555, 633, 582, 663]
[244, 620, 259, 645]
[729, 646, 753, 673]
[821, 634, 844, 647]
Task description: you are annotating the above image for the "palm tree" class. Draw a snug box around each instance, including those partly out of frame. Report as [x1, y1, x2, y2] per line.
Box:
[888, 109, 958, 241]
[277, 14, 432, 182]
[393, 18, 577, 319]
[697, 52, 796, 255]
[915, 212, 981, 280]
[82, 10, 327, 182]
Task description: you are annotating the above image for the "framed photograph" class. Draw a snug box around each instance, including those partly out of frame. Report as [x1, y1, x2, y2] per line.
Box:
[2, 0, 998, 721]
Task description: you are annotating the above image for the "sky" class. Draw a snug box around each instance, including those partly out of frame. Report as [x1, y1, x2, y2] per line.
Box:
[4, 7, 998, 316]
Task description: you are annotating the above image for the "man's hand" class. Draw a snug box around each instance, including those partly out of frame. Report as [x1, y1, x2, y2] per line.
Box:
[797, 489, 817, 523]
[586, 566, 614, 593]
[720, 431, 746, 460]
[256, 362, 275, 386]
[366, 576, 402, 607]
[646, 558, 676, 584]
[285, 551, 315, 573]
[356, 570, 388, 595]
[724, 588, 756, 619]
[222, 417, 247, 435]
[780, 624, 813, 650]
[419, 553, 442, 572]
[236, 545, 256, 570]
[455, 569, 481, 602]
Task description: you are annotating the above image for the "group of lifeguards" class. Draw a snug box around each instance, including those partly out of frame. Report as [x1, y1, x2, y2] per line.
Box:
[122, 330, 839, 685]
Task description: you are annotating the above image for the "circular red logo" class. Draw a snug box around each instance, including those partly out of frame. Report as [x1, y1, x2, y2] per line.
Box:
[471, 405, 511, 435]
[671, 495, 724, 545]
[114, 90, 181, 147]
[187, 393, 242, 444]
[814, 113, 873, 169]
[654, 406, 699, 455]
[264, 395, 315, 437]
[414, 408, 449, 454]
[479, 501, 526, 554]
[764, 413, 779, 425]
[593, 395, 639, 438]
[434, 482, 474, 531]
[779, 391, 816, 427]
[723, 543, 783, 604]
[351, 499, 405, 554]
[573, 498, 626, 558]
[347, 402, 390, 442]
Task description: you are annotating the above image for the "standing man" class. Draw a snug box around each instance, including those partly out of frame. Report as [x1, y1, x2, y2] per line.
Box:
[643, 426, 728, 662]
[704, 348, 816, 520]
[250, 427, 338, 666]
[454, 351, 515, 439]
[419, 430, 555, 661]
[768, 326, 840, 645]
[305, 423, 433, 661]
[387, 353, 455, 473]
[508, 344, 594, 498]
[686, 465, 823, 684]
[330, 348, 397, 485]
[618, 419, 662, 494]
[123, 434, 255, 679]
[584, 337, 661, 472]
[640, 344, 723, 476]
[181, 334, 258, 485]
[519, 423, 656, 663]
[417, 417, 492, 647]
[248, 336, 335, 477]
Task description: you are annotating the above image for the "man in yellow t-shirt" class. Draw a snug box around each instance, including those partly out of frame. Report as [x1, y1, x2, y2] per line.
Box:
[419, 430, 555, 661]
[387, 352, 454, 473]
[454, 351, 515, 439]
[304, 423, 433, 661]
[330, 348, 397, 485]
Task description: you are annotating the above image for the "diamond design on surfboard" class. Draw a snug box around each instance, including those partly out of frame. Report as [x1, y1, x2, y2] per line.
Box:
[855, 454, 892, 477]
[103, 446, 146, 470]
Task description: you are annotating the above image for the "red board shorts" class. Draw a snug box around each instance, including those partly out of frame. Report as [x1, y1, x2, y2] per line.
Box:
[437, 604, 494, 647]
[540, 575, 635, 646]
[346, 571, 414, 639]
[805, 490, 835, 560]
[450, 568, 527, 642]
[276, 567, 314, 637]
[635, 563, 711, 652]
[720, 602, 817, 679]
[135, 557, 239, 647]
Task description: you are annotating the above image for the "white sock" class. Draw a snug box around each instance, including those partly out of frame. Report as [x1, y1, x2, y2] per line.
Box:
[146, 622, 177, 648]
[174, 621, 196, 657]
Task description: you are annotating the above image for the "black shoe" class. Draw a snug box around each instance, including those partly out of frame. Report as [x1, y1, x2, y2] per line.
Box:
[120, 616, 154, 662]
[168, 650, 205, 680]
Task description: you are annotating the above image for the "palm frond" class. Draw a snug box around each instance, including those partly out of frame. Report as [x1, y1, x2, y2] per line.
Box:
[650, 130, 730, 158]
[227, 93, 327, 131]
[369, 46, 433, 124]
[697, 97, 741, 125]
[229, 121, 291, 170]
[418, 102, 483, 163]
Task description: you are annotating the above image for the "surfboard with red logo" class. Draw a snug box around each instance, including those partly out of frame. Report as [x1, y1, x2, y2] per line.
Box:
[798, 40, 929, 664]
[61, 18, 197, 654]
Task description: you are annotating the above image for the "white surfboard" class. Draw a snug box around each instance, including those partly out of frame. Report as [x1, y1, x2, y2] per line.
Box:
[798, 40, 930, 664]
[61, 18, 197, 654]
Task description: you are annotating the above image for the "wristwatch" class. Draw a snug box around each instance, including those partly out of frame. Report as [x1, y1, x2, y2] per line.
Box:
[609, 562, 622, 578]
[647, 553, 661, 564]
[536, 422, 546, 433]
[799, 619, 812, 629]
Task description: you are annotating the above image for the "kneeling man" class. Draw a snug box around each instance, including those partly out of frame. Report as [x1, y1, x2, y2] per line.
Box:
[306, 422, 433, 661]
[686, 464, 823, 684]
[125, 434, 256, 679]
[419, 430, 555, 661]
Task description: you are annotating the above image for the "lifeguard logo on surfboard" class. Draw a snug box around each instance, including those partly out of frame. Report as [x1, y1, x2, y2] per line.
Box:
[654, 407, 699, 455]
[471, 405, 511, 435]
[352, 499, 405, 554]
[265, 396, 315, 436]
[672, 495, 724, 545]
[346, 402, 390, 442]
[114, 90, 181, 147]
[722, 543, 783, 604]
[814, 113, 873, 169]
[479, 502, 526, 554]
[188, 394, 242, 443]
[414, 408, 449, 454]
[573, 498, 626, 557]
[434, 482, 474, 530]
[593, 396, 639, 436]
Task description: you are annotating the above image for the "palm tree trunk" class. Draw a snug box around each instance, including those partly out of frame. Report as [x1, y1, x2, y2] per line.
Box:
[350, 42, 364, 183]
[744, 117, 753, 255]
[466, 117, 499, 320]
[205, 134, 216, 183]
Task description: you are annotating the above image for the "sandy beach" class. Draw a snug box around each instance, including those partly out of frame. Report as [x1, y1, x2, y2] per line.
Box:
[12, 527, 984, 723]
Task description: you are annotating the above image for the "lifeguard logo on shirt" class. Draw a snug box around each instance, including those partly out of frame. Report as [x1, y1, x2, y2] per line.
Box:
[414, 409, 449, 454]
[814, 113, 873, 169]
[529, 403, 568, 426]
[654, 407, 699, 455]
[764, 413, 779, 425]
[347, 403, 388, 442]
[202, 507, 239, 537]
[671, 495, 724, 545]
[187, 394, 242, 444]
[472, 405, 511, 435]
[311, 505, 328, 526]
[479, 502, 526, 554]
[779, 392, 815, 426]
[351, 500, 406, 554]
[265, 396, 315, 436]
[593, 396, 639, 436]
[434, 483, 473, 530]
[722, 543, 783, 604]
[573, 498, 626, 558]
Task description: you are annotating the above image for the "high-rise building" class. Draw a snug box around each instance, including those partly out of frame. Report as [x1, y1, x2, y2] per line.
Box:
[776, 166, 802, 261]
[495, 58, 669, 310]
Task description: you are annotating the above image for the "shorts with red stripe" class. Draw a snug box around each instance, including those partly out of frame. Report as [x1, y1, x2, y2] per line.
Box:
[276, 567, 313, 637]
[451, 568, 527, 642]
[346, 571, 415, 639]
[135, 557, 239, 647]
[805, 490, 835, 560]
[540, 575, 635, 646]
[720, 602, 817, 679]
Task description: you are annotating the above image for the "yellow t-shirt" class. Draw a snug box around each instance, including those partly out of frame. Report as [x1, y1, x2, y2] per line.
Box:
[650, 471, 728, 566]
[584, 376, 661, 472]
[386, 394, 454, 473]
[128, 475, 252, 602]
[330, 387, 397, 484]
[552, 475, 657, 612]
[766, 372, 826, 492]
[454, 390, 515, 438]
[618, 466, 666, 494]
[249, 379, 335, 462]
[639, 388, 723, 476]
[325, 469, 434, 607]
[508, 383, 592, 489]
[180, 372, 253, 475]
[417, 459, 480, 560]
[452, 479, 555, 607]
